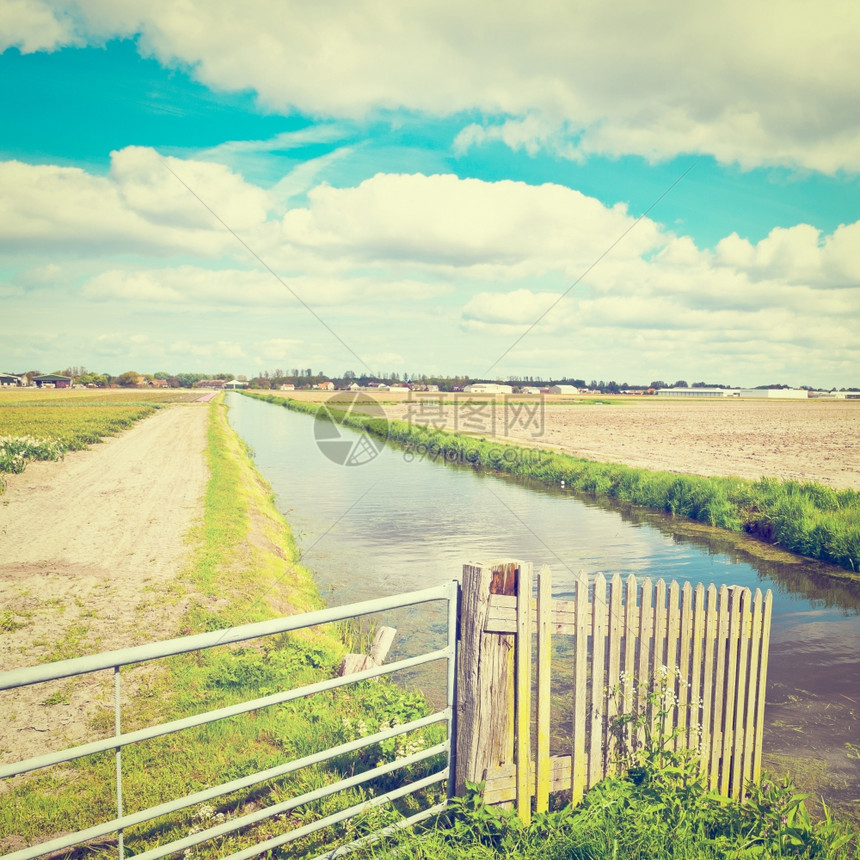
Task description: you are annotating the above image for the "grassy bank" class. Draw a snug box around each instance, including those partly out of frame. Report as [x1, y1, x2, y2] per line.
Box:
[0, 396, 442, 858]
[246, 392, 860, 576]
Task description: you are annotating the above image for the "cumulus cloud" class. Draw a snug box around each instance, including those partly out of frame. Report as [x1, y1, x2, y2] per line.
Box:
[715, 223, 860, 287]
[0, 0, 76, 53]
[0, 148, 269, 256]
[8, 0, 860, 172]
[279, 173, 662, 270]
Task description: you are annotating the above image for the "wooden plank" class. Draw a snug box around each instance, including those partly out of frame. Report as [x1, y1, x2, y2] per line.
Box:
[689, 583, 706, 755]
[484, 755, 572, 805]
[719, 586, 742, 796]
[699, 584, 718, 778]
[676, 582, 693, 751]
[709, 585, 730, 791]
[653, 578, 668, 670]
[652, 579, 667, 740]
[369, 626, 397, 664]
[485, 596, 577, 635]
[605, 574, 623, 772]
[515, 563, 534, 823]
[535, 566, 552, 814]
[455, 561, 518, 795]
[571, 572, 589, 805]
[752, 590, 773, 782]
[666, 580, 680, 671]
[636, 578, 653, 754]
[730, 588, 752, 799]
[743, 589, 764, 787]
[666, 580, 680, 750]
[588, 574, 608, 788]
[622, 575, 638, 764]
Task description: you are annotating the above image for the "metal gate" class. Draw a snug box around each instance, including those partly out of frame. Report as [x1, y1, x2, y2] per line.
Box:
[0, 581, 459, 860]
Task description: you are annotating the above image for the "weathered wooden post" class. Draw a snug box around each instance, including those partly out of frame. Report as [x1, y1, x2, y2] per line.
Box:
[455, 560, 522, 797]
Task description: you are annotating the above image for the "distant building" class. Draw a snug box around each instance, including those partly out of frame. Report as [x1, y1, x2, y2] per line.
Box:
[223, 380, 248, 389]
[548, 384, 579, 395]
[463, 383, 513, 394]
[658, 388, 739, 397]
[739, 388, 809, 399]
[0, 372, 22, 386]
[33, 374, 72, 389]
[319, 381, 335, 390]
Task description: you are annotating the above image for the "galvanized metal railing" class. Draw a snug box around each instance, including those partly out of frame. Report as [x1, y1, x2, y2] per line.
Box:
[0, 580, 460, 860]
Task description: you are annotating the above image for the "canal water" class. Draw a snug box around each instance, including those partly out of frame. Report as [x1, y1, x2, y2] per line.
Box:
[226, 393, 860, 815]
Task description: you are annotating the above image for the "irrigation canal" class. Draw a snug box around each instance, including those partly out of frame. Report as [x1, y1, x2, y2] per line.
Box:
[226, 392, 860, 815]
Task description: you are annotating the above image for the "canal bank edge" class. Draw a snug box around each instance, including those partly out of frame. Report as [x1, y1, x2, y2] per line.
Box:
[187, 393, 330, 630]
[246, 392, 860, 580]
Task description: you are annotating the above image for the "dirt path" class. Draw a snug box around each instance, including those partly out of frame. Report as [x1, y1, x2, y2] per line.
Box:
[0, 402, 209, 764]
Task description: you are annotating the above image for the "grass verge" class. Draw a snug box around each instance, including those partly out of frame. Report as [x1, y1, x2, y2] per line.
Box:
[0, 395, 444, 859]
[248, 392, 860, 577]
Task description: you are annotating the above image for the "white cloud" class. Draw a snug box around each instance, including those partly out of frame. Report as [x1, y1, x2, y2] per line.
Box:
[279, 173, 662, 271]
[454, 116, 583, 161]
[462, 289, 563, 329]
[10, 0, 860, 172]
[0, 0, 76, 53]
[80, 265, 450, 307]
[715, 223, 860, 287]
[112, 146, 269, 231]
[0, 148, 268, 256]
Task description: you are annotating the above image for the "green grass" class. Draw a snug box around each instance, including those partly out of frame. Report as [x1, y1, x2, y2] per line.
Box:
[0, 395, 445, 859]
[348, 774, 859, 860]
[248, 392, 860, 575]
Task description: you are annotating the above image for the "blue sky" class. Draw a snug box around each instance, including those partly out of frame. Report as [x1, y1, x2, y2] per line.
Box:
[2, 2, 859, 387]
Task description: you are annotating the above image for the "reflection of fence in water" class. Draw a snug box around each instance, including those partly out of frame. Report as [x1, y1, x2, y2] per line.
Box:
[455, 560, 773, 823]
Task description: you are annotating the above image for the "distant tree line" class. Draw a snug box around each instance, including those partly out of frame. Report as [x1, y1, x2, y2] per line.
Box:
[11, 365, 857, 393]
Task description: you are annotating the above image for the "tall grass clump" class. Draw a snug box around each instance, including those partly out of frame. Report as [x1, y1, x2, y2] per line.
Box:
[245, 392, 860, 575]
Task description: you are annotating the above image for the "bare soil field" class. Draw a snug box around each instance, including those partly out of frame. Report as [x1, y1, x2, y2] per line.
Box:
[0, 403, 209, 763]
[360, 396, 860, 491]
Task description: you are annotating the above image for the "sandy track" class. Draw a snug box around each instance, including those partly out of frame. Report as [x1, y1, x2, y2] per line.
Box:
[0, 403, 209, 763]
[382, 398, 860, 491]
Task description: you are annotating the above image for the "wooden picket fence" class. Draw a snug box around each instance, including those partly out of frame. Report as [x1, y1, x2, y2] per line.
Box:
[454, 560, 773, 822]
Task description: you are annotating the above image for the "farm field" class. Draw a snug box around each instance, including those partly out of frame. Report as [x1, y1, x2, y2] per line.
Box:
[281, 391, 860, 491]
